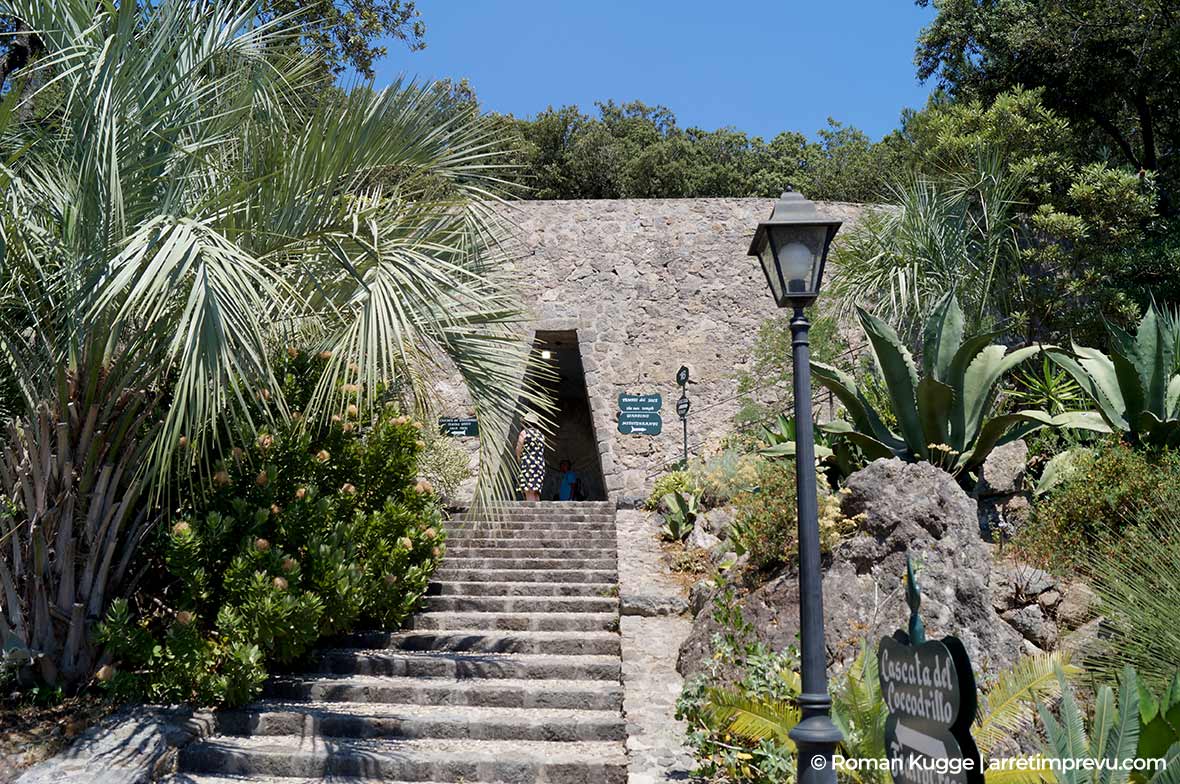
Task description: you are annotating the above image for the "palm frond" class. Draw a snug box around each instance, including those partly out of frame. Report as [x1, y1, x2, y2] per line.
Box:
[976, 650, 1082, 754]
[705, 686, 799, 749]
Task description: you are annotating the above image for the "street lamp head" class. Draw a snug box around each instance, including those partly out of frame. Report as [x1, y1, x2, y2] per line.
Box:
[748, 188, 842, 308]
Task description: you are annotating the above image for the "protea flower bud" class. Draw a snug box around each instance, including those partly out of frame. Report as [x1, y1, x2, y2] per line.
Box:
[232, 446, 244, 461]
[172, 521, 191, 536]
[383, 573, 398, 586]
[256, 433, 274, 450]
[295, 487, 308, 500]
[432, 546, 442, 559]
[95, 665, 116, 683]
[255, 470, 269, 487]
[315, 450, 330, 463]
[348, 362, 360, 374]
[411, 420, 423, 430]
[260, 388, 271, 401]
[282, 557, 298, 573]
[176, 611, 194, 626]
[331, 414, 342, 423]
[415, 439, 426, 450]
[397, 536, 413, 551]
[287, 346, 299, 358]
[415, 479, 433, 495]
[273, 576, 288, 591]
[318, 350, 332, 360]
[342, 422, 355, 433]
[270, 503, 281, 516]
[346, 404, 358, 417]
[423, 527, 437, 541]
[178, 436, 188, 448]
[213, 469, 231, 486]
[255, 537, 270, 552]
[340, 483, 357, 496]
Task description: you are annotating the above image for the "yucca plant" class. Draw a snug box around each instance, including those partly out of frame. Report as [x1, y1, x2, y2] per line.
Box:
[707, 646, 1080, 784]
[0, 357, 159, 690]
[1045, 304, 1180, 447]
[812, 293, 1105, 476]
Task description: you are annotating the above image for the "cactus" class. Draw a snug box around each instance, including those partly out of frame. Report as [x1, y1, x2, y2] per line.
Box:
[812, 293, 1106, 476]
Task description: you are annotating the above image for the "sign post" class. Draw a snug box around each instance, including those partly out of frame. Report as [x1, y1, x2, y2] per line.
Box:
[878, 559, 983, 784]
[617, 393, 663, 436]
[675, 366, 691, 467]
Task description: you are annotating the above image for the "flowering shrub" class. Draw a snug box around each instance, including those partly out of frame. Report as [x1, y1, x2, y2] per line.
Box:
[644, 470, 698, 510]
[729, 461, 859, 573]
[94, 350, 445, 707]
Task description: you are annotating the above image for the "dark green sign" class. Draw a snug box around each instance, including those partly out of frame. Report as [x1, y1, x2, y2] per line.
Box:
[617, 411, 662, 435]
[438, 416, 479, 437]
[618, 393, 662, 413]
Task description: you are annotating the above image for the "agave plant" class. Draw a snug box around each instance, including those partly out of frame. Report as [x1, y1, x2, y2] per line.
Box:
[660, 491, 699, 542]
[706, 646, 1080, 784]
[757, 413, 863, 481]
[1045, 304, 1180, 447]
[812, 293, 1105, 476]
[0, 358, 159, 690]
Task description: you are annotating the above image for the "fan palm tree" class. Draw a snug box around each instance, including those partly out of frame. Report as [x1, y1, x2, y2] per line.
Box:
[0, 0, 544, 498]
[0, 0, 546, 689]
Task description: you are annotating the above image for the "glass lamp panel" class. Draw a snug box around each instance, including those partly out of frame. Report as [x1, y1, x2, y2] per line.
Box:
[757, 237, 785, 303]
[769, 225, 822, 297]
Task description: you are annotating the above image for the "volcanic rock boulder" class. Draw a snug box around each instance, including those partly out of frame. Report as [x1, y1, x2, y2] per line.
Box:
[677, 458, 1025, 681]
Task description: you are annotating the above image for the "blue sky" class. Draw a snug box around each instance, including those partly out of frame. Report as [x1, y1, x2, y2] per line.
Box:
[372, 1, 937, 142]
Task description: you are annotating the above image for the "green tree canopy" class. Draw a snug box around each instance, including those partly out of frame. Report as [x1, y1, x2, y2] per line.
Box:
[914, 0, 1180, 212]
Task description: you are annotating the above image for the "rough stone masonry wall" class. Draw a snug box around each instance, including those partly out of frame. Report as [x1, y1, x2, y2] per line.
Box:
[436, 197, 871, 503]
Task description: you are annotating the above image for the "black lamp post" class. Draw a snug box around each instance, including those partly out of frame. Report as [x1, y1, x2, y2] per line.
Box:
[748, 188, 842, 784]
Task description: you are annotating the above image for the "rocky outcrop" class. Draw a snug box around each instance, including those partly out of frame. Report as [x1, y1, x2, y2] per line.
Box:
[678, 459, 1026, 681]
[975, 440, 1032, 539]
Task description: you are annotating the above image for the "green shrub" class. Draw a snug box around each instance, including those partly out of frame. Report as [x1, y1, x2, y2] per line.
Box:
[418, 425, 473, 502]
[1086, 509, 1180, 691]
[729, 461, 856, 573]
[689, 449, 763, 507]
[354, 498, 446, 628]
[645, 470, 697, 510]
[1015, 442, 1180, 573]
[94, 363, 445, 707]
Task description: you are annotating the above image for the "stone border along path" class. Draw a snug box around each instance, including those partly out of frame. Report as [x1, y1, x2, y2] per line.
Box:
[151, 500, 696, 784]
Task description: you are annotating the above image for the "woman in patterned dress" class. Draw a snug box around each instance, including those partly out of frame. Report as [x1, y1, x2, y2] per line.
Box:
[516, 413, 545, 502]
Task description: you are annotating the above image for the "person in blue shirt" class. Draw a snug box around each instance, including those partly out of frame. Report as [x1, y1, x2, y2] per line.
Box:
[557, 459, 581, 501]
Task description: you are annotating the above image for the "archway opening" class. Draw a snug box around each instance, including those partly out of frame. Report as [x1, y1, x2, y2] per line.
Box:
[521, 330, 606, 501]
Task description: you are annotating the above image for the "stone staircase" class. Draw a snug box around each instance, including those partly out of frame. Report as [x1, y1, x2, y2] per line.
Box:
[168, 501, 627, 784]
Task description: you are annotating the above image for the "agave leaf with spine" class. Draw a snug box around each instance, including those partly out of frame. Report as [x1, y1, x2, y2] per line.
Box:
[1046, 304, 1180, 447]
[812, 293, 1107, 476]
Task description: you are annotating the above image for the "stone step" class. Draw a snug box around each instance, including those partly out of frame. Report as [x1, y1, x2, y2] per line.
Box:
[450, 520, 615, 530]
[434, 568, 617, 584]
[455, 512, 613, 524]
[443, 535, 618, 548]
[215, 701, 628, 742]
[425, 595, 617, 613]
[332, 629, 622, 656]
[427, 580, 617, 597]
[264, 674, 624, 711]
[312, 650, 622, 681]
[441, 557, 618, 570]
[179, 736, 627, 783]
[446, 546, 617, 560]
[407, 611, 618, 633]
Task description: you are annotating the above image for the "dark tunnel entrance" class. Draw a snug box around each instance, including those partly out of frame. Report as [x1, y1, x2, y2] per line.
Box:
[519, 330, 606, 501]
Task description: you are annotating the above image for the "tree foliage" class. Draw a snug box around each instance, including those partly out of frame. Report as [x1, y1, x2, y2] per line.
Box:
[914, 0, 1180, 212]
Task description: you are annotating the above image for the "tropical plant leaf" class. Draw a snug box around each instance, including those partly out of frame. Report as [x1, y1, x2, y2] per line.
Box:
[975, 651, 1081, 755]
